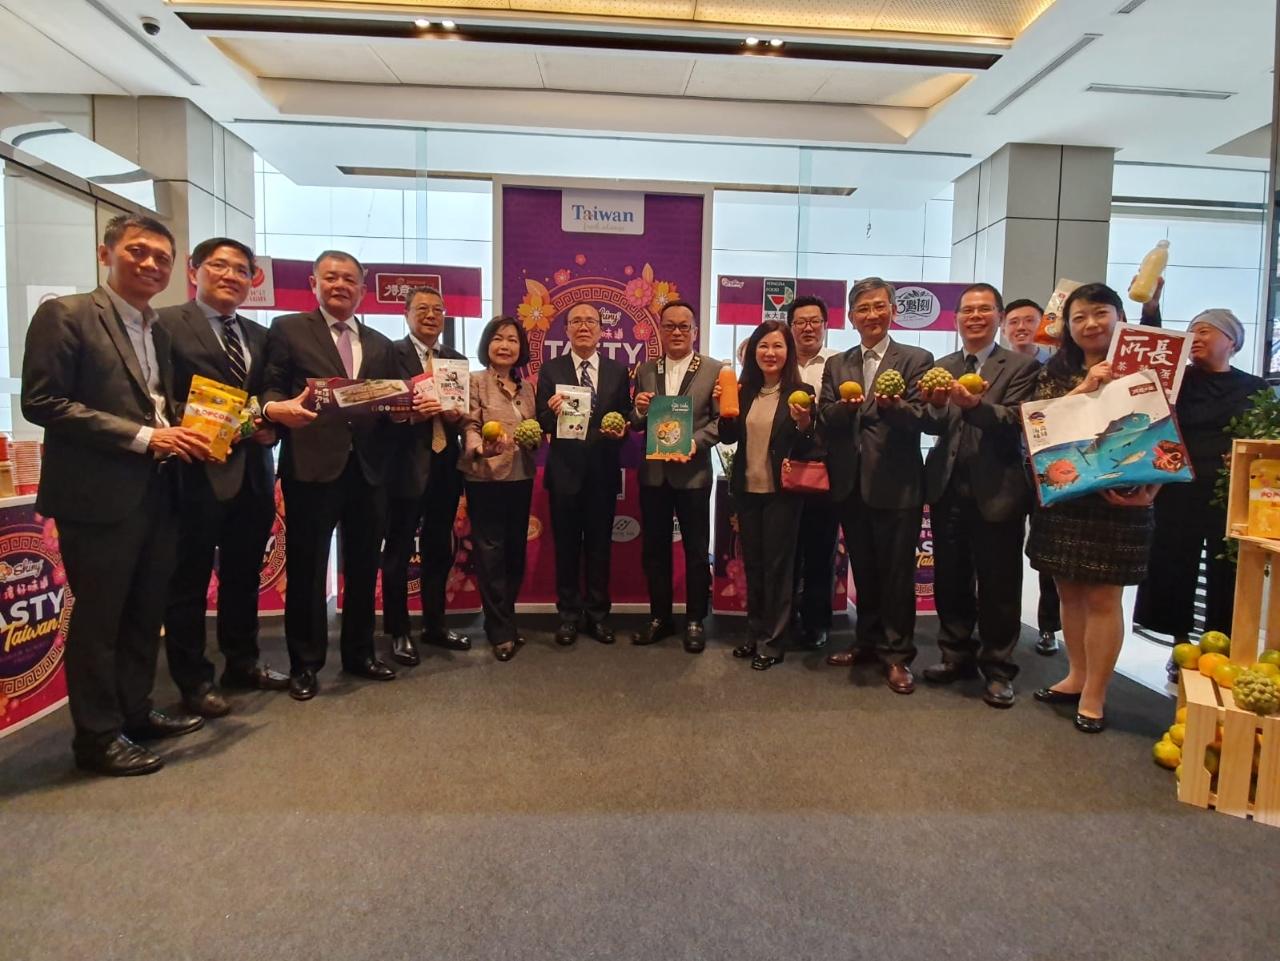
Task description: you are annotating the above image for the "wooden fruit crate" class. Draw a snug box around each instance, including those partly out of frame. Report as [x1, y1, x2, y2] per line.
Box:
[1224, 438, 1280, 668]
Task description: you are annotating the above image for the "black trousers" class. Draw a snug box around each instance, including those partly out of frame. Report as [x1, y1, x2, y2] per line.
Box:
[1037, 571, 1062, 635]
[466, 479, 533, 645]
[838, 494, 922, 665]
[57, 467, 177, 753]
[1134, 479, 1234, 637]
[794, 492, 839, 633]
[281, 458, 386, 674]
[737, 492, 804, 647]
[164, 472, 275, 694]
[639, 482, 711, 622]
[549, 483, 617, 626]
[931, 491, 1025, 681]
[381, 463, 462, 638]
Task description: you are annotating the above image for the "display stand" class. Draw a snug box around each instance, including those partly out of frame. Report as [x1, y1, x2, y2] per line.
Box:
[1177, 439, 1280, 825]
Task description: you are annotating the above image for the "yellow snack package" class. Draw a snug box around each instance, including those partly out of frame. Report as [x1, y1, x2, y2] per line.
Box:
[181, 375, 249, 463]
[1248, 458, 1280, 539]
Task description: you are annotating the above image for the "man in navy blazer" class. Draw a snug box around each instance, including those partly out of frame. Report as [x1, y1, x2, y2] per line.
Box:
[819, 278, 935, 694]
[921, 283, 1040, 707]
[159, 237, 287, 719]
[535, 302, 632, 646]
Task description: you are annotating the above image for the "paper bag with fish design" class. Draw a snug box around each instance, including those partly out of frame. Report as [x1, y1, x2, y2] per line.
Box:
[1020, 369, 1193, 506]
[181, 374, 250, 463]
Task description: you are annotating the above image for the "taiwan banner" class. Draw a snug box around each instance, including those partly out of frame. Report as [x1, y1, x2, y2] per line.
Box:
[891, 281, 971, 333]
[238, 258, 484, 317]
[0, 498, 70, 738]
[716, 276, 849, 328]
[500, 183, 708, 608]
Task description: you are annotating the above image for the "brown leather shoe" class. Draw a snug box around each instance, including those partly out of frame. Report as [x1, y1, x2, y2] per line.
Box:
[886, 663, 915, 694]
[826, 648, 875, 667]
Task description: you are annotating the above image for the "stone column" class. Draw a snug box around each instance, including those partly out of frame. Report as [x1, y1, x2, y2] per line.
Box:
[950, 143, 1115, 304]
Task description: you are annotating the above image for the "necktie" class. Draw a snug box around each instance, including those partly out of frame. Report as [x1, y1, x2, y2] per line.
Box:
[333, 321, 355, 378]
[579, 359, 596, 402]
[862, 349, 878, 389]
[425, 349, 446, 454]
[965, 353, 979, 375]
[220, 315, 247, 388]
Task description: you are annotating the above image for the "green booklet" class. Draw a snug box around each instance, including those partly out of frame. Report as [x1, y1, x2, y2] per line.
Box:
[646, 395, 695, 461]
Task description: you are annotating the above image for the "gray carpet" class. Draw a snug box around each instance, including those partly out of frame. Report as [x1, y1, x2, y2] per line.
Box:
[3, 614, 1279, 961]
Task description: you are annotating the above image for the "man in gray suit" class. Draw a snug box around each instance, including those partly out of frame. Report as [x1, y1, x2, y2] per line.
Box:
[630, 300, 720, 652]
[819, 278, 934, 694]
[22, 214, 212, 776]
[921, 283, 1040, 707]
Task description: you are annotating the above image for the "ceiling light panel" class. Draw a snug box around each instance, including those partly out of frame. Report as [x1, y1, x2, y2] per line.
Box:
[873, 0, 1055, 37]
[515, 0, 695, 16]
[1085, 82, 1234, 100]
[215, 36, 398, 83]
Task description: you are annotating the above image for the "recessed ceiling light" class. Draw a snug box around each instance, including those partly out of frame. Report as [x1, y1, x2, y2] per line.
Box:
[414, 18, 430, 28]
[744, 37, 759, 47]
[770, 38, 784, 47]
[441, 20, 456, 30]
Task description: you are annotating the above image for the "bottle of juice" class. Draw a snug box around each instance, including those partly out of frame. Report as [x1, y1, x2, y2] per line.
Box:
[717, 364, 740, 418]
[1128, 240, 1170, 304]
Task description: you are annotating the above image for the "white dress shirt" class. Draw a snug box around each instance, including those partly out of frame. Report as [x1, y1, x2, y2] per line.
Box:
[798, 347, 838, 392]
[196, 297, 252, 374]
[861, 336, 890, 388]
[571, 350, 600, 388]
[408, 331, 440, 372]
[104, 284, 169, 454]
[320, 305, 362, 376]
[663, 351, 695, 395]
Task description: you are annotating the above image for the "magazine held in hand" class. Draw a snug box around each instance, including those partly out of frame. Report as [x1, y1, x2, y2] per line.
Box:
[1021, 369, 1194, 507]
[645, 395, 695, 461]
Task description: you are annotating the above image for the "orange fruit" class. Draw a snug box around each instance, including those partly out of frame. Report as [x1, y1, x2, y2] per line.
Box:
[957, 372, 985, 394]
[1153, 740, 1181, 769]
[1198, 652, 1230, 678]
[1200, 631, 1231, 656]
[1259, 649, 1280, 667]
[1175, 706, 1187, 725]
[1172, 643, 1201, 670]
[481, 421, 503, 442]
[1213, 661, 1245, 689]
[839, 381, 863, 401]
[1252, 662, 1280, 680]
[788, 390, 813, 408]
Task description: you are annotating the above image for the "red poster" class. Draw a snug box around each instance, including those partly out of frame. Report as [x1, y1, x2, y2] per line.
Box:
[0, 500, 71, 738]
[1106, 323, 1192, 401]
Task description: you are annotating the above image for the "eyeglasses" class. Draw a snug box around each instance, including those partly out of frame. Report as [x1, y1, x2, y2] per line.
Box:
[568, 318, 600, 329]
[853, 301, 891, 318]
[660, 323, 692, 334]
[202, 259, 251, 280]
[791, 318, 825, 329]
[958, 305, 997, 317]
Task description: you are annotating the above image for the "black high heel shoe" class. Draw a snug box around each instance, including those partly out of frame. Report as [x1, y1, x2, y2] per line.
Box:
[732, 642, 757, 659]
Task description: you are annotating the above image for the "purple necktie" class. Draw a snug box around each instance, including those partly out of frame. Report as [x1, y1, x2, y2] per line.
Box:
[333, 321, 355, 378]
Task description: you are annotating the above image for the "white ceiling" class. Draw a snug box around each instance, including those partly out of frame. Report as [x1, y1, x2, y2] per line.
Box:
[0, 0, 1269, 208]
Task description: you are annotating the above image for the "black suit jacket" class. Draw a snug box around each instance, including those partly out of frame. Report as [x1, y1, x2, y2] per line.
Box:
[388, 336, 466, 500]
[718, 383, 816, 496]
[158, 301, 275, 503]
[923, 345, 1040, 522]
[21, 287, 180, 524]
[261, 309, 398, 486]
[818, 339, 935, 510]
[534, 352, 633, 496]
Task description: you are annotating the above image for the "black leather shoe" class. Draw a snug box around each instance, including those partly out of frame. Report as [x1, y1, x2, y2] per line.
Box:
[586, 623, 616, 645]
[289, 670, 318, 701]
[220, 664, 290, 691]
[390, 634, 420, 666]
[423, 629, 471, 652]
[1074, 712, 1107, 733]
[123, 709, 204, 741]
[732, 642, 757, 659]
[1035, 631, 1060, 656]
[983, 678, 1016, 708]
[1033, 686, 1081, 704]
[634, 618, 676, 646]
[555, 623, 578, 646]
[683, 621, 706, 654]
[493, 640, 518, 662]
[75, 735, 164, 777]
[343, 658, 397, 681]
[801, 630, 829, 650]
[922, 661, 979, 684]
[182, 684, 231, 719]
[751, 653, 784, 671]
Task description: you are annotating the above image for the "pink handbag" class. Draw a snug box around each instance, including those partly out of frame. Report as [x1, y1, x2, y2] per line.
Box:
[780, 458, 829, 494]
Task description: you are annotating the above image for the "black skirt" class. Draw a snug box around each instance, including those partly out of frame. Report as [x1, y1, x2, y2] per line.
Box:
[1027, 495, 1154, 585]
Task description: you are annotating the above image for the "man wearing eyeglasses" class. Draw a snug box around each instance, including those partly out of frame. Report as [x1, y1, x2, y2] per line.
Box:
[381, 286, 471, 666]
[158, 237, 288, 720]
[788, 296, 839, 650]
[920, 283, 1040, 708]
[535, 302, 632, 647]
[630, 300, 720, 652]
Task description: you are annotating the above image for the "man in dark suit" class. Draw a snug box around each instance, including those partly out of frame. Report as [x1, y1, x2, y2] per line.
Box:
[535, 302, 632, 646]
[381, 286, 470, 666]
[922, 283, 1040, 707]
[260, 250, 399, 701]
[21, 214, 210, 776]
[819, 278, 934, 694]
[159, 237, 288, 719]
[629, 300, 719, 653]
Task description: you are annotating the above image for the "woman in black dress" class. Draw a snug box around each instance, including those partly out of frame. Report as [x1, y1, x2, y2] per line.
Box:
[1026, 283, 1159, 733]
[1133, 307, 1268, 667]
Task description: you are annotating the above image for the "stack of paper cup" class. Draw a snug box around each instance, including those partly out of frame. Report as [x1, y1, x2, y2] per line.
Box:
[13, 441, 42, 495]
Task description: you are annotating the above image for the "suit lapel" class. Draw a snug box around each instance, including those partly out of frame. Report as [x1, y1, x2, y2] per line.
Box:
[93, 288, 150, 402]
[185, 302, 234, 383]
[980, 344, 1009, 393]
[677, 354, 701, 396]
[307, 309, 349, 377]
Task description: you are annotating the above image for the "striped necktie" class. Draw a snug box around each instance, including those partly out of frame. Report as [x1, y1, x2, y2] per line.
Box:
[219, 315, 247, 387]
[578, 359, 596, 401]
